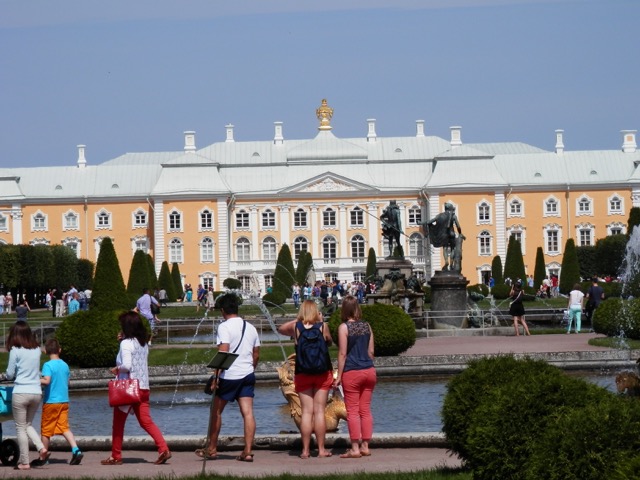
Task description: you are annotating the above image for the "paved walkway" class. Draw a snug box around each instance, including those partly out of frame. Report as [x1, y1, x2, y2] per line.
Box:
[0, 332, 630, 478]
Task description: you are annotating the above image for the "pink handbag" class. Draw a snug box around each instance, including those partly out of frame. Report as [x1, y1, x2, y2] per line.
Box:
[108, 378, 141, 407]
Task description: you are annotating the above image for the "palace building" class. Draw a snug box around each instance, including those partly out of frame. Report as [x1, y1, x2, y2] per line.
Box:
[0, 99, 638, 292]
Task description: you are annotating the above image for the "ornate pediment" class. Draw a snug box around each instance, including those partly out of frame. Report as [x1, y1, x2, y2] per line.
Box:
[280, 172, 378, 194]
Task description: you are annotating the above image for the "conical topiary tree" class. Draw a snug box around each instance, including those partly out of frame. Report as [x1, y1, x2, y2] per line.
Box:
[271, 243, 296, 304]
[628, 207, 640, 236]
[295, 250, 313, 286]
[491, 255, 503, 284]
[171, 262, 184, 300]
[503, 236, 526, 285]
[91, 237, 129, 311]
[365, 247, 377, 280]
[127, 250, 150, 297]
[533, 247, 546, 291]
[158, 261, 176, 301]
[77, 258, 94, 290]
[559, 238, 580, 295]
[146, 254, 157, 290]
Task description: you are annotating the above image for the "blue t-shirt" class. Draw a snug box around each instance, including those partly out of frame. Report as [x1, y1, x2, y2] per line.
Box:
[42, 358, 70, 404]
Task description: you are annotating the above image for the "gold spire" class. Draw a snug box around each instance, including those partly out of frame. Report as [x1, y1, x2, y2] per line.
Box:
[316, 99, 333, 131]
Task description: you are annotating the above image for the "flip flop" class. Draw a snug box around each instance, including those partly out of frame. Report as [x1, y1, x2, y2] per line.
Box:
[237, 452, 254, 462]
[195, 448, 217, 460]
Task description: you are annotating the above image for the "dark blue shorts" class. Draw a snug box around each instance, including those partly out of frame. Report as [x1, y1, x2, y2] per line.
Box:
[216, 373, 256, 402]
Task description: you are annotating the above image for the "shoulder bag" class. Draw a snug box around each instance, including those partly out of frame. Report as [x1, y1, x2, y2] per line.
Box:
[108, 377, 142, 407]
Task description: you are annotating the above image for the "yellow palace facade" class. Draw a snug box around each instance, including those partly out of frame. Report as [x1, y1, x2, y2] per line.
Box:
[0, 100, 638, 291]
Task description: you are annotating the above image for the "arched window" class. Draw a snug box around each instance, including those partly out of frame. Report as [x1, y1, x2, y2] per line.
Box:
[168, 210, 182, 231]
[478, 230, 492, 256]
[322, 235, 337, 262]
[293, 236, 308, 260]
[509, 198, 523, 217]
[132, 209, 147, 228]
[200, 209, 213, 230]
[544, 197, 560, 216]
[96, 210, 111, 229]
[294, 208, 307, 228]
[236, 209, 249, 229]
[169, 238, 183, 263]
[323, 208, 336, 228]
[262, 208, 276, 229]
[576, 195, 592, 215]
[608, 194, 624, 215]
[0, 214, 8, 231]
[200, 237, 214, 263]
[32, 211, 47, 231]
[236, 238, 251, 261]
[477, 201, 491, 224]
[350, 207, 364, 227]
[64, 211, 79, 230]
[351, 234, 366, 259]
[408, 233, 424, 257]
[262, 236, 277, 261]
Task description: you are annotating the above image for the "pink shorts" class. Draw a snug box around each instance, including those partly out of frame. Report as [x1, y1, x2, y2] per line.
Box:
[294, 370, 333, 393]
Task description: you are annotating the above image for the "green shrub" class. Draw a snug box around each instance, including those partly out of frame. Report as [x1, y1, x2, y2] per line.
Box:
[464, 364, 610, 480]
[468, 283, 488, 298]
[57, 310, 129, 367]
[327, 303, 416, 356]
[602, 281, 623, 298]
[442, 356, 556, 462]
[592, 297, 640, 339]
[223, 278, 242, 290]
[526, 394, 640, 480]
[490, 283, 511, 299]
[262, 291, 286, 306]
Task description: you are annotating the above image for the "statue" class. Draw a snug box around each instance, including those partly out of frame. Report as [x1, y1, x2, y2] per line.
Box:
[316, 99, 334, 130]
[422, 202, 466, 272]
[276, 354, 347, 432]
[380, 200, 403, 258]
[616, 371, 640, 397]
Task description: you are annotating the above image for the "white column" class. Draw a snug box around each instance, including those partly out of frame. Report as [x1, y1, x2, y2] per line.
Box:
[279, 205, 291, 248]
[310, 204, 319, 259]
[217, 198, 230, 281]
[154, 200, 165, 272]
[429, 194, 441, 273]
[338, 204, 348, 258]
[367, 203, 379, 257]
[11, 204, 23, 245]
[495, 191, 506, 262]
[250, 206, 259, 258]
[632, 189, 640, 208]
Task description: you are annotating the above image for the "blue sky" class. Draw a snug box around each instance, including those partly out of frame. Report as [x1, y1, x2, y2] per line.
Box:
[0, 0, 636, 168]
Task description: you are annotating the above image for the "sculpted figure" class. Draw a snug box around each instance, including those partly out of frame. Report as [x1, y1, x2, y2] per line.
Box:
[422, 202, 466, 272]
[380, 200, 403, 258]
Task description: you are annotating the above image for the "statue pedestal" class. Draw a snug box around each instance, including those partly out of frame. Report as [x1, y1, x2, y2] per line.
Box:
[428, 270, 470, 329]
[366, 259, 425, 327]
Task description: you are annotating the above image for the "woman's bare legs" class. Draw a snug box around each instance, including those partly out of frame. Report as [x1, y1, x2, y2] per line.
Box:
[312, 389, 331, 457]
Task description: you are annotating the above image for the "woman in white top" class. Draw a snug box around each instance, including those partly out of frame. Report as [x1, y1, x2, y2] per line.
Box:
[101, 311, 171, 466]
[567, 283, 585, 334]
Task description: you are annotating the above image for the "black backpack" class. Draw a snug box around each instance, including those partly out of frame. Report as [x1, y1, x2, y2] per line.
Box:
[295, 322, 331, 375]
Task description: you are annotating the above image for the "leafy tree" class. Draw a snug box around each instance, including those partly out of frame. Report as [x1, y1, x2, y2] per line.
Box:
[365, 247, 377, 280]
[533, 247, 546, 291]
[77, 259, 94, 290]
[127, 250, 150, 296]
[223, 278, 242, 289]
[503, 236, 526, 284]
[576, 245, 597, 281]
[0, 245, 20, 289]
[595, 234, 628, 278]
[171, 262, 184, 300]
[271, 243, 296, 304]
[491, 255, 503, 284]
[51, 245, 79, 291]
[91, 237, 129, 311]
[559, 238, 580, 294]
[628, 207, 640, 236]
[158, 261, 176, 301]
[295, 250, 313, 286]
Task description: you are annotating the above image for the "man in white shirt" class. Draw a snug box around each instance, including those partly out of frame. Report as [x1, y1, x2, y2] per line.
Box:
[195, 294, 260, 462]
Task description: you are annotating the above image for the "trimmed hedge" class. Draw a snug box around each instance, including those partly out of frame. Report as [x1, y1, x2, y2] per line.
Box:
[592, 298, 640, 339]
[490, 283, 511, 299]
[327, 303, 416, 356]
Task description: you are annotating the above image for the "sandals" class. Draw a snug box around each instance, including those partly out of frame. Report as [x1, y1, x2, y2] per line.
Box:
[236, 452, 254, 462]
[195, 448, 218, 460]
[100, 457, 123, 465]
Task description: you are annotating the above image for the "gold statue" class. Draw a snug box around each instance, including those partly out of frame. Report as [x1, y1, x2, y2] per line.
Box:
[276, 354, 347, 432]
[316, 99, 334, 131]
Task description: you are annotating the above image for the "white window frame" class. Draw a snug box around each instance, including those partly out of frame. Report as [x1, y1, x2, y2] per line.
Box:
[322, 235, 337, 262]
[322, 207, 336, 229]
[30, 237, 50, 246]
[408, 205, 422, 226]
[131, 235, 149, 253]
[576, 223, 594, 247]
[507, 225, 526, 255]
[262, 236, 277, 261]
[200, 237, 214, 263]
[199, 207, 214, 232]
[63, 210, 79, 231]
[32, 210, 48, 232]
[293, 236, 308, 260]
[478, 230, 492, 256]
[132, 208, 147, 229]
[544, 224, 562, 256]
[168, 209, 183, 232]
[293, 208, 308, 229]
[476, 200, 492, 225]
[95, 209, 112, 230]
[62, 237, 81, 258]
[0, 213, 8, 232]
[235, 209, 250, 230]
[169, 238, 184, 263]
[236, 237, 251, 261]
[576, 195, 593, 216]
[508, 197, 524, 218]
[201, 272, 216, 291]
[408, 233, 425, 257]
[543, 196, 561, 217]
[350, 206, 364, 228]
[351, 234, 366, 259]
[607, 222, 626, 236]
[607, 193, 624, 216]
[261, 208, 276, 230]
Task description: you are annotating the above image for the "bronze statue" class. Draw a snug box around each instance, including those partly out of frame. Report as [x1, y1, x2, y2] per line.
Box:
[422, 202, 465, 272]
[380, 200, 403, 257]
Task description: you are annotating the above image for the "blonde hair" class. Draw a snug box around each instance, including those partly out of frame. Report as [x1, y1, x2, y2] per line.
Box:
[297, 299, 321, 325]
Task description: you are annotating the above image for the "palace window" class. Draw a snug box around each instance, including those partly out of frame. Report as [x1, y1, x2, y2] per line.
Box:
[579, 228, 593, 246]
[478, 230, 492, 256]
[236, 238, 251, 261]
[133, 237, 148, 253]
[509, 199, 523, 217]
[322, 235, 337, 262]
[262, 209, 276, 229]
[351, 234, 366, 259]
[64, 211, 79, 230]
[294, 208, 307, 228]
[350, 207, 364, 228]
[408, 233, 424, 257]
[262, 237, 277, 261]
[546, 229, 559, 254]
[408, 206, 422, 226]
[293, 236, 308, 260]
[200, 209, 213, 230]
[236, 210, 249, 229]
[168, 210, 182, 231]
[96, 210, 111, 229]
[169, 238, 183, 263]
[200, 237, 214, 263]
[32, 212, 47, 231]
[0, 214, 6, 231]
[544, 198, 559, 216]
[577, 195, 592, 216]
[133, 209, 147, 228]
[477, 201, 491, 224]
[608, 194, 624, 215]
[323, 208, 336, 228]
